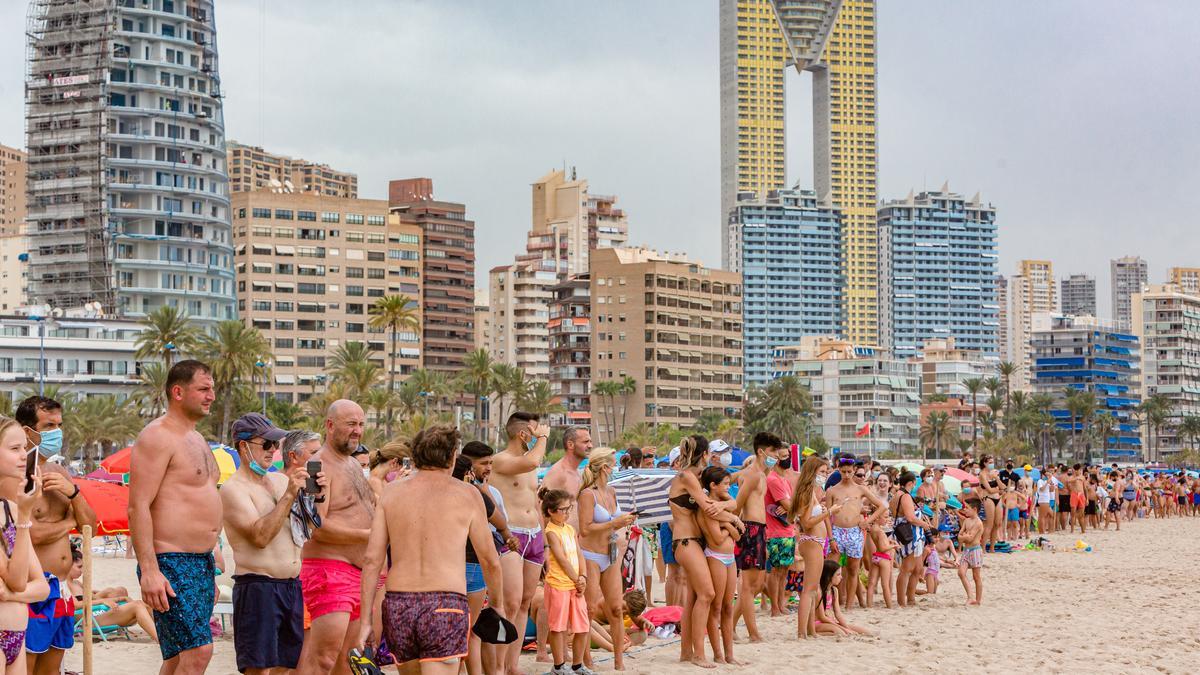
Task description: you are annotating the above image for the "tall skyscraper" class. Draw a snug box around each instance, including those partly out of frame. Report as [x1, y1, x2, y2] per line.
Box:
[0, 144, 27, 236]
[1008, 260, 1056, 390]
[719, 0, 878, 344]
[1167, 267, 1200, 296]
[877, 187, 998, 360]
[996, 275, 1008, 362]
[1110, 255, 1147, 330]
[227, 142, 357, 198]
[389, 179, 475, 375]
[1059, 273, 1097, 317]
[1133, 283, 1200, 461]
[25, 0, 235, 320]
[232, 192, 422, 403]
[733, 188, 842, 387]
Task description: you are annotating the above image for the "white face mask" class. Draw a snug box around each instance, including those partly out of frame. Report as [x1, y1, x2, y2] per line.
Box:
[362, 468, 370, 479]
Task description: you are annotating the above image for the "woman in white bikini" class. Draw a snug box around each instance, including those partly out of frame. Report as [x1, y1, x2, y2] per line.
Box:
[576, 448, 635, 671]
[787, 457, 841, 639]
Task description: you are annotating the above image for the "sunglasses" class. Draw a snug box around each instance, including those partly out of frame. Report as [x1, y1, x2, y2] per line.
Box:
[246, 438, 277, 452]
[854, 473, 866, 478]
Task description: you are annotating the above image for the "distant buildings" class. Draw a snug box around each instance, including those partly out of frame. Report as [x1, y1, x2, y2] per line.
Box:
[734, 188, 842, 387]
[589, 248, 743, 440]
[473, 288, 490, 352]
[1059, 273, 1096, 317]
[773, 336, 919, 457]
[1167, 267, 1200, 296]
[914, 337, 990, 400]
[232, 192, 422, 403]
[1006, 260, 1056, 390]
[877, 187, 998, 360]
[227, 142, 357, 198]
[0, 144, 27, 236]
[1132, 283, 1200, 460]
[488, 260, 557, 378]
[548, 275, 591, 426]
[1110, 256, 1147, 331]
[1031, 315, 1141, 461]
[529, 169, 628, 277]
[0, 314, 145, 403]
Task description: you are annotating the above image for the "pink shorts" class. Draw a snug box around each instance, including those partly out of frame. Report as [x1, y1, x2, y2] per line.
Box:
[543, 585, 589, 634]
[301, 558, 362, 621]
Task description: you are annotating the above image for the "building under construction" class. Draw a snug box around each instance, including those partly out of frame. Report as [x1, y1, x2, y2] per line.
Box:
[25, 0, 235, 321]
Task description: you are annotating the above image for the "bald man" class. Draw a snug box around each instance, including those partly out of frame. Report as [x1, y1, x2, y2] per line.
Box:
[297, 400, 375, 675]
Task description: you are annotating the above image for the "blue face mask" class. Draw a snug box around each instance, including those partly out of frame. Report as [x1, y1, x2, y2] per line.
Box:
[249, 460, 269, 477]
[763, 456, 778, 469]
[526, 434, 538, 452]
[37, 428, 63, 457]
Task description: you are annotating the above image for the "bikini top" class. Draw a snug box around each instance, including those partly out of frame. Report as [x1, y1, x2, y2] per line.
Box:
[669, 493, 699, 511]
[811, 491, 823, 517]
[1, 502, 13, 558]
[592, 489, 614, 523]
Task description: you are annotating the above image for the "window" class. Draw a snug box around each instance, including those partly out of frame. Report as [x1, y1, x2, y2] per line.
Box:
[298, 283, 325, 294]
[297, 210, 317, 222]
[345, 267, 364, 279]
[346, 232, 364, 243]
[274, 209, 293, 220]
[366, 233, 384, 244]
[321, 212, 340, 223]
[346, 214, 364, 225]
[367, 268, 385, 279]
[346, 285, 364, 296]
[367, 288, 384, 297]
[367, 251, 384, 262]
[274, 301, 294, 312]
[394, 233, 419, 244]
[346, 303, 364, 315]
[366, 215, 385, 226]
[346, 323, 364, 333]
[274, 338, 293, 349]
[251, 208, 271, 219]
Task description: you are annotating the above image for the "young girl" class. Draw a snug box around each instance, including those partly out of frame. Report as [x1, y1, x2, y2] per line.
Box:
[697, 467, 744, 666]
[540, 488, 590, 675]
[919, 531, 957, 595]
[812, 560, 874, 637]
[0, 417, 48, 673]
[865, 521, 895, 608]
[787, 457, 840, 639]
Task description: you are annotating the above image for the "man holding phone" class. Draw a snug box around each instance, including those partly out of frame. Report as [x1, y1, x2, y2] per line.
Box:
[16, 395, 97, 675]
[221, 413, 325, 675]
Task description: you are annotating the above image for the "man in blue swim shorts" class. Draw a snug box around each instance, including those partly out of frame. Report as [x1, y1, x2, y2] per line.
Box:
[129, 361, 223, 673]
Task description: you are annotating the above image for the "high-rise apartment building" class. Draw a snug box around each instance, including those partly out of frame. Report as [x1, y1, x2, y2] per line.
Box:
[914, 337, 991, 400]
[733, 188, 842, 387]
[25, 0, 235, 320]
[529, 169, 628, 277]
[548, 275, 591, 426]
[227, 142, 357, 198]
[0, 144, 27, 236]
[488, 260, 557, 378]
[1031, 315, 1141, 461]
[1007, 260, 1056, 390]
[389, 179, 475, 375]
[878, 187, 998, 360]
[1110, 256, 1147, 330]
[1060, 273, 1097, 317]
[589, 248, 743, 440]
[0, 235, 29, 312]
[233, 192, 422, 403]
[720, 0, 878, 345]
[1133, 284, 1200, 460]
[772, 336, 919, 457]
[473, 288, 490, 352]
[997, 275, 1008, 362]
[1167, 267, 1200, 296]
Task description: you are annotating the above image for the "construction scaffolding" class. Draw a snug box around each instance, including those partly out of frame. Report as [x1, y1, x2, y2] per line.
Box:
[25, 0, 116, 313]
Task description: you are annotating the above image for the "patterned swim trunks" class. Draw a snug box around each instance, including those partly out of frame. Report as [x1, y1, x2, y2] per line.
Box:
[831, 525, 865, 559]
[734, 521, 767, 571]
[383, 590, 469, 665]
[138, 552, 216, 661]
[766, 536, 795, 570]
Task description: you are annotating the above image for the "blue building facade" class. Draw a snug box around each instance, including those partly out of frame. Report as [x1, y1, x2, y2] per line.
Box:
[878, 188, 999, 360]
[1031, 316, 1141, 460]
[733, 189, 842, 387]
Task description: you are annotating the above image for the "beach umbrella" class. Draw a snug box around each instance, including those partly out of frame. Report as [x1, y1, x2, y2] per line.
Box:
[941, 475, 964, 495]
[72, 479, 129, 535]
[212, 446, 237, 484]
[945, 467, 980, 484]
[610, 468, 675, 525]
[100, 446, 133, 474]
[85, 468, 125, 483]
[896, 462, 925, 473]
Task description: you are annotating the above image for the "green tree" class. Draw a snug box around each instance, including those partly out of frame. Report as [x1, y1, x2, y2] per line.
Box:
[997, 361, 1017, 418]
[197, 320, 271, 444]
[919, 410, 957, 463]
[1092, 412, 1117, 464]
[134, 362, 169, 419]
[964, 377, 984, 449]
[460, 349, 495, 441]
[329, 341, 372, 376]
[743, 376, 813, 444]
[592, 380, 620, 445]
[490, 363, 522, 444]
[1178, 415, 1200, 452]
[517, 380, 565, 418]
[70, 395, 142, 472]
[619, 375, 637, 433]
[134, 306, 202, 368]
[368, 295, 420, 438]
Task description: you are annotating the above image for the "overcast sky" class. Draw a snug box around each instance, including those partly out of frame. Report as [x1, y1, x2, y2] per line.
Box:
[2, 1, 1198, 317]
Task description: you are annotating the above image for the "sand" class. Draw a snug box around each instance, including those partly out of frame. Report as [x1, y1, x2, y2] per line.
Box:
[65, 516, 1200, 674]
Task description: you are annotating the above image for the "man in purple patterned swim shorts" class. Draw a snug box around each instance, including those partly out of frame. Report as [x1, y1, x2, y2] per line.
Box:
[357, 425, 506, 674]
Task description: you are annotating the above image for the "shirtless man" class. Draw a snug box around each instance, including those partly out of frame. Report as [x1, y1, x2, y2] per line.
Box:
[490, 412, 550, 675]
[298, 400, 374, 675]
[541, 427, 592, 529]
[129, 360, 222, 675]
[729, 432, 777, 642]
[222, 413, 322, 675]
[356, 425, 504, 674]
[1067, 464, 1087, 533]
[16, 396, 97, 675]
[825, 461, 886, 609]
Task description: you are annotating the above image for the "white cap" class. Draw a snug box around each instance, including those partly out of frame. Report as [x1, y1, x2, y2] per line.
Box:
[709, 439, 730, 454]
[668, 447, 681, 465]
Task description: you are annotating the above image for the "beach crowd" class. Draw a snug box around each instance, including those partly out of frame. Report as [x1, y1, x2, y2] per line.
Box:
[0, 358, 1196, 674]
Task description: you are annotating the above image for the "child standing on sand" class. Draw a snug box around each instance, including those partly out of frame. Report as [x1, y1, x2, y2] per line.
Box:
[865, 521, 895, 608]
[696, 467, 744, 666]
[956, 498, 985, 606]
[540, 488, 593, 675]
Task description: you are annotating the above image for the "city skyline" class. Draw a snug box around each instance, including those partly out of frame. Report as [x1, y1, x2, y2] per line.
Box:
[1, 1, 1197, 319]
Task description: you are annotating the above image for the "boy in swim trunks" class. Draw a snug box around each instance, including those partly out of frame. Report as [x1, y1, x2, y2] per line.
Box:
[730, 432, 777, 641]
[955, 499, 984, 606]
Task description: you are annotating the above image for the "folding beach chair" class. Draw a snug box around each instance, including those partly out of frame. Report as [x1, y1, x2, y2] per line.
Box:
[72, 603, 132, 642]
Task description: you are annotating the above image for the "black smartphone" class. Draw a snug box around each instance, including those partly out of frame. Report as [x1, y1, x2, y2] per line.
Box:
[401, 457, 412, 471]
[24, 447, 37, 494]
[305, 460, 322, 495]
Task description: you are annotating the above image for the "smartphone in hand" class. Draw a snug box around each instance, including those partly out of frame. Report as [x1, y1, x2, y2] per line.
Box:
[305, 460, 322, 495]
[24, 447, 37, 494]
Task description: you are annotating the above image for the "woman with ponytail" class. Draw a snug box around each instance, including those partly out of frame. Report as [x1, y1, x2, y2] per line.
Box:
[576, 448, 636, 671]
[787, 456, 840, 639]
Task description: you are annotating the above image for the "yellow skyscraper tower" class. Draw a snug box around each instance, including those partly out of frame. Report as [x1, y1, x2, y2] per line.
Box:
[720, 0, 879, 344]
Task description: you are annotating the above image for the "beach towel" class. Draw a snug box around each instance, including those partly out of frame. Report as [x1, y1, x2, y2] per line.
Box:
[641, 606, 682, 627]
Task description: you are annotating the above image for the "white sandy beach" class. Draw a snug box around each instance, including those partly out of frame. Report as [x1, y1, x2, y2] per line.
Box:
[66, 516, 1200, 674]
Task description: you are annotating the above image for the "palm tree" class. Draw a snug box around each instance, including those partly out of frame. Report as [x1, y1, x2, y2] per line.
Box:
[197, 320, 271, 443]
[134, 362, 169, 419]
[1092, 413, 1117, 464]
[461, 349, 495, 441]
[368, 295, 419, 437]
[591, 380, 620, 445]
[329, 341, 372, 378]
[490, 363, 519, 444]
[920, 410, 956, 463]
[134, 306, 201, 368]
[985, 395, 1003, 435]
[964, 377, 984, 448]
[692, 411, 725, 437]
[69, 395, 142, 472]
[1178, 415, 1200, 452]
[618, 375, 637, 433]
[1141, 394, 1173, 462]
[1052, 429, 1071, 461]
[517, 381, 565, 418]
[743, 376, 814, 444]
[997, 361, 1017, 418]
[1064, 389, 1097, 462]
[338, 361, 382, 402]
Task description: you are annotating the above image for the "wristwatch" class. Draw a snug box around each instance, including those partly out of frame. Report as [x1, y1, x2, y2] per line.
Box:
[67, 485, 81, 500]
